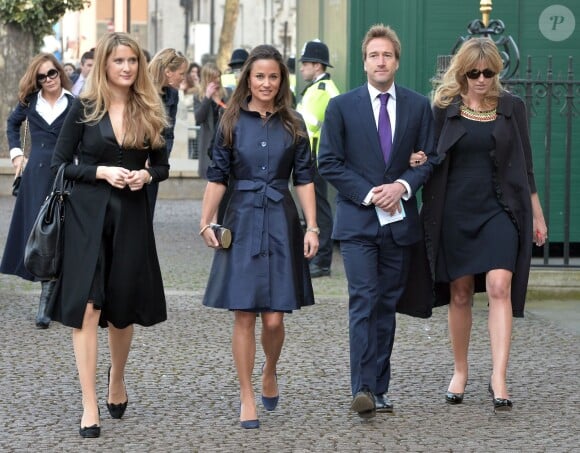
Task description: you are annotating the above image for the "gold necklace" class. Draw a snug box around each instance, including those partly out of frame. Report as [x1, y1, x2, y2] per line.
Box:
[460, 104, 497, 122]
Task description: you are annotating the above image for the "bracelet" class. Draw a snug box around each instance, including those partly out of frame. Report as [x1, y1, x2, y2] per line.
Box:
[306, 226, 320, 235]
[199, 224, 211, 236]
[145, 171, 153, 184]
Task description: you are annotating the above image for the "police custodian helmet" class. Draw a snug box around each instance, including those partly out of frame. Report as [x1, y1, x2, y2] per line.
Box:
[299, 40, 333, 68]
[228, 48, 249, 69]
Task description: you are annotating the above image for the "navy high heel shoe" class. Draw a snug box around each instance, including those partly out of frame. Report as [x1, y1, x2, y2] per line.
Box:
[488, 381, 513, 412]
[107, 366, 128, 419]
[240, 404, 259, 429]
[261, 363, 279, 411]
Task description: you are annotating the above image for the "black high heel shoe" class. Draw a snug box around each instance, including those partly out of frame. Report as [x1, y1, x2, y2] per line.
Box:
[107, 366, 128, 419]
[488, 381, 513, 412]
[445, 391, 464, 405]
[79, 408, 101, 438]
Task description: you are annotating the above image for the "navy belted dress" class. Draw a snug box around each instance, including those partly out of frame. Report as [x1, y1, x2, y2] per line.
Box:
[202, 108, 316, 312]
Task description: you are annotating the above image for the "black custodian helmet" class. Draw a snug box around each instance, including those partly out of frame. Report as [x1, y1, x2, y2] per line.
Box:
[299, 40, 333, 68]
[228, 48, 249, 69]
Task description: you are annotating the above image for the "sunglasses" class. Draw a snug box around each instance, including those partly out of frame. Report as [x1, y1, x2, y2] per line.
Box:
[465, 69, 496, 79]
[37, 68, 60, 84]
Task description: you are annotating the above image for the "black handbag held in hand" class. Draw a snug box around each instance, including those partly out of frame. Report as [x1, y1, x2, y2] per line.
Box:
[24, 163, 72, 280]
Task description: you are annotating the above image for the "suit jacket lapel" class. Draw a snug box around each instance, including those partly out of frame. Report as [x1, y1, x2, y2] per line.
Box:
[355, 86, 384, 165]
[389, 85, 408, 168]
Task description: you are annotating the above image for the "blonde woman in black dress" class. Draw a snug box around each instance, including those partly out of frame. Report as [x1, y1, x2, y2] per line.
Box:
[422, 38, 547, 411]
[51, 32, 169, 438]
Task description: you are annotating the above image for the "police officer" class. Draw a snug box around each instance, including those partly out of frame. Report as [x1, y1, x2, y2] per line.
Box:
[221, 47, 249, 90]
[297, 40, 340, 277]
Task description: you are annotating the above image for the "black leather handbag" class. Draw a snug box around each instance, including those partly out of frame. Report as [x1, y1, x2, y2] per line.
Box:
[24, 163, 72, 280]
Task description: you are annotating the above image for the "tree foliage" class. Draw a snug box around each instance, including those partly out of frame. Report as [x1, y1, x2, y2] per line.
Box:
[0, 0, 89, 47]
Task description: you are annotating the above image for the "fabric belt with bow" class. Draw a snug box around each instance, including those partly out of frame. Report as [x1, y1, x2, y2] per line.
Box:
[233, 178, 288, 256]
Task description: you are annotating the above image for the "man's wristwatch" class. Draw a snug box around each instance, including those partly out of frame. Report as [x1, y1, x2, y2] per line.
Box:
[306, 226, 320, 235]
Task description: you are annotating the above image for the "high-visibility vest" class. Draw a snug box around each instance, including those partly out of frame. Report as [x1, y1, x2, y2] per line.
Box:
[296, 74, 340, 156]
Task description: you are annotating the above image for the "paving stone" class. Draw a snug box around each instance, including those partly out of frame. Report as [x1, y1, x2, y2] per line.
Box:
[0, 198, 578, 452]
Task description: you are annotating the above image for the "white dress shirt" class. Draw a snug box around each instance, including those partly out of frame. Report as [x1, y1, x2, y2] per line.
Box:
[9, 89, 72, 161]
[362, 83, 411, 206]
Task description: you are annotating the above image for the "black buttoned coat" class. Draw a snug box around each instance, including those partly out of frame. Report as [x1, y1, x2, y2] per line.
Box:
[50, 98, 169, 328]
[401, 92, 537, 317]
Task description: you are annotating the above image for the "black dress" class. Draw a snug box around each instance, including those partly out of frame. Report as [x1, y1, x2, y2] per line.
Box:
[51, 98, 169, 329]
[436, 111, 518, 283]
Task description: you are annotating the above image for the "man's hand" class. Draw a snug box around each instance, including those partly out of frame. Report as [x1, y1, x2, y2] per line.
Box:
[371, 182, 406, 214]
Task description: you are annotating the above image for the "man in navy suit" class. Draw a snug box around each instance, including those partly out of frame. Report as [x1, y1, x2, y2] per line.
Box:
[318, 24, 436, 418]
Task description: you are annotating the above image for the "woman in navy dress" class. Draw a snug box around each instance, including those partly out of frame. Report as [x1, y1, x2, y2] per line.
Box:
[422, 38, 547, 411]
[146, 47, 188, 216]
[199, 45, 318, 429]
[51, 32, 169, 438]
[0, 53, 73, 329]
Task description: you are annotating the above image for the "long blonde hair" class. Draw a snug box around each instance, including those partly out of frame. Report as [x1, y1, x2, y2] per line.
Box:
[433, 37, 504, 108]
[196, 63, 227, 102]
[18, 53, 72, 104]
[148, 48, 188, 93]
[80, 32, 168, 149]
[219, 45, 306, 147]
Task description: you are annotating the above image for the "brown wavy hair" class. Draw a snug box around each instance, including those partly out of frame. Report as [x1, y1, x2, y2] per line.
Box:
[18, 53, 72, 104]
[433, 37, 504, 109]
[80, 32, 168, 149]
[219, 44, 306, 147]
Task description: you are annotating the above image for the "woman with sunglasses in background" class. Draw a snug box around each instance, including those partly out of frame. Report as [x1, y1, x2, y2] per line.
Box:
[147, 48, 188, 216]
[1, 53, 73, 329]
[413, 38, 547, 412]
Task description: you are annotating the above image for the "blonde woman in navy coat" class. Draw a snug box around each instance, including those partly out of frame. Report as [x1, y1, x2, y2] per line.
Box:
[0, 53, 73, 329]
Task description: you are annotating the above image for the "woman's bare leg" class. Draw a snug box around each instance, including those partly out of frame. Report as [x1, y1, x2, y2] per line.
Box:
[447, 276, 474, 394]
[107, 323, 133, 403]
[232, 311, 258, 421]
[72, 303, 101, 427]
[486, 269, 513, 399]
[261, 312, 284, 397]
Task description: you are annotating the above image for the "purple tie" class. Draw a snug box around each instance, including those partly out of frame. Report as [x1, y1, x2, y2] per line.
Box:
[378, 93, 392, 163]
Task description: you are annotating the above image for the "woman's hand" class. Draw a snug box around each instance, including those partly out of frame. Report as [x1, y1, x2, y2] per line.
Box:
[12, 155, 25, 174]
[304, 231, 319, 260]
[97, 166, 130, 189]
[533, 217, 548, 247]
[200, 224, 220, 248]
[205, 81, 219, 99]
[410, 151, 427, 168]
[126, 169, 150, 191]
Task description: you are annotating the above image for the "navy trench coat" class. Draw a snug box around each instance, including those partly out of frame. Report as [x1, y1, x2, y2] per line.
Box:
[1, 91, 74, 281]
[202, 108, 315, 312]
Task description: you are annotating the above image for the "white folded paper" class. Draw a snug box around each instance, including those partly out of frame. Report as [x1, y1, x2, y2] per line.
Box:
[376, 202, 406, 226]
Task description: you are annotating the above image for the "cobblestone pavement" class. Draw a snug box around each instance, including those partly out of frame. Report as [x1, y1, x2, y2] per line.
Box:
[0, 197, 578, 452]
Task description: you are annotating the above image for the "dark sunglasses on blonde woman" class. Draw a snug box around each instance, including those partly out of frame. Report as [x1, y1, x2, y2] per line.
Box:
[37, 68, 60, 84]
[465, 68, 496, 79]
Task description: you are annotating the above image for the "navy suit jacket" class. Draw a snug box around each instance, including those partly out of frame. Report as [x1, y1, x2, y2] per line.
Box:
[318, 84, 436, 246]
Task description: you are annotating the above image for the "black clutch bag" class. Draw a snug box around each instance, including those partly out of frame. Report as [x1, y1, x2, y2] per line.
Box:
[210, 223, 232, 249]
[11, 175, 22, 196]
